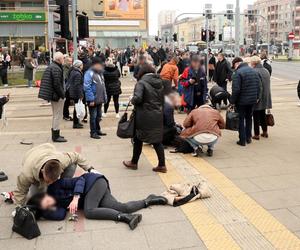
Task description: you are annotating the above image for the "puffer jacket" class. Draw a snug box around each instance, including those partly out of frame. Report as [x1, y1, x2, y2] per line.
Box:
[103, 66, 122, 96]
[230, 63, 261, 106]
[84, 69, 107, 105]
[132, 73, 164, 144]
[13, 143, 90, 205]
[68, 67, 84, 100]
[38, 62, 65, 102]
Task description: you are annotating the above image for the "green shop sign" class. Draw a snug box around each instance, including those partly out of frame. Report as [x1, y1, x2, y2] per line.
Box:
[0, 12, 46, 22]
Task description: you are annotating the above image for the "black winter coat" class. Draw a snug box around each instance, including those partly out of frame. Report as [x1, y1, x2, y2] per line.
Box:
[231, 63, 261, 106]
[132, 73, 164, 144]
[38, 62, 65, 102]
[68, 67, 84, 100]
[213, 59, 232, 84]
[103, 66, 122, 96]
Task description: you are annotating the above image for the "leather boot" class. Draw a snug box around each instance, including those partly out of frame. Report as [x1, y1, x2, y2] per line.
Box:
[52, 129, 67, 143]
[117, 213, 142, 230]
[123, 161, 138, 170]
[144, 195, 167, 207]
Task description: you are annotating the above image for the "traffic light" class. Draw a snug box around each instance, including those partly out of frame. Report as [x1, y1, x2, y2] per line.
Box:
[226, 10, 233, 20]
[54, 1, 71, 39]
[155, 36, 159, 42]
[78, 15, 89, 39]
[201, 29, 207, 42]
[209, 30, 215, 42]
[247, 10, 254, 22]
[219, 34, 223, 41]
[173, 33, 178, 42]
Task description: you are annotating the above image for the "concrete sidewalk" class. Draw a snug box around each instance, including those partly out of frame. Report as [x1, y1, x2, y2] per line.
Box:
[1, 75, 300, 250]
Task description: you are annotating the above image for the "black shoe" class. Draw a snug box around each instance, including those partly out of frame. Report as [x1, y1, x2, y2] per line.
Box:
[117, 213, 142, 230]
[0, 173, 8, 182]
[144, 195, 168, 207]
[91, 133, 101, 139]
[83, 118, 88, 123]
[97, 131, 107, 136]
[52, 129, 67, 143]
[73, 123, 84, 129]
[207, 149, 214, 157]
[236, 141, 246, 146]
[247, 138, 252, 144]
[63, 116, 73, 121]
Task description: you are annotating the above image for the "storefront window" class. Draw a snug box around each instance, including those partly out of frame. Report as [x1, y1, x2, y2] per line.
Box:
[35, 36, 46, 51]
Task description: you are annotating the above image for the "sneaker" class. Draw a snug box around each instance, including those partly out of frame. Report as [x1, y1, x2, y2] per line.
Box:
[116, 113, 120, 119]
[3, 84, 8, 88]
[102, 113, 107, 118]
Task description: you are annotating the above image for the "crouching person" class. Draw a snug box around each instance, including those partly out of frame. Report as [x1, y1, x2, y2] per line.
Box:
[27, 172, 167, 230]
[180, 105, 225, 157]
[11, 143, 94, 206]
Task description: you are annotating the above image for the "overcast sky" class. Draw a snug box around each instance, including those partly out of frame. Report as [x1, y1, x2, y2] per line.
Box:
[148, 0, 254, 35]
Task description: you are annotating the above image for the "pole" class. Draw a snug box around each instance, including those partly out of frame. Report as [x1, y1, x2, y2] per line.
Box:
[235, 0, 240, 56]
[205, 16, 209, 78]
[72, 0, 78, 60]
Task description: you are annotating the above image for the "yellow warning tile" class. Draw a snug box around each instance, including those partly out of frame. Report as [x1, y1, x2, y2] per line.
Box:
[264, 230, 300, 250]
[143, 147, 240, 250]
[181, 154, 300, 249]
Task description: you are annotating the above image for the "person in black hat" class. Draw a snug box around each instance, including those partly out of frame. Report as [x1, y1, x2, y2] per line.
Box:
[84, 57, 108, 139]
[230, 57, 261, 147]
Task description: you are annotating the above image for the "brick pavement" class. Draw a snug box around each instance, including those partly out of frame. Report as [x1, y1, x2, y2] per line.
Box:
[0, 74, 300, 250]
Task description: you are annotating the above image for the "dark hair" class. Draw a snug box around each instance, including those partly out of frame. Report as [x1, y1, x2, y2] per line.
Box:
[26, 192, 47, 219]
[91, 56, 104, 66]
[136, 64, 156, 81]
[43, 160, 62, 182]
[232, 57, 243, 69]
[191, 54, 200, 62]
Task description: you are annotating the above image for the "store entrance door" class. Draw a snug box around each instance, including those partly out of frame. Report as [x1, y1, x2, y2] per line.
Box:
[23, 41, 35, 58]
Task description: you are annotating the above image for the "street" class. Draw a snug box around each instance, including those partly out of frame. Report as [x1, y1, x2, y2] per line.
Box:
[1, 61, 300, 249]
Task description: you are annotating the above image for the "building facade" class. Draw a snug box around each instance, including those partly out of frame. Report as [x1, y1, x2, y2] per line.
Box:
[77, 0, 148, 49]
[244, 0, 300, 45]
[0, 0, 48, 58]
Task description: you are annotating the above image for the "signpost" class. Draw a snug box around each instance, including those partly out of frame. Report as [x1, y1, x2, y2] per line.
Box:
[288, 32, 294, 60]
[0, 12, 46, 22]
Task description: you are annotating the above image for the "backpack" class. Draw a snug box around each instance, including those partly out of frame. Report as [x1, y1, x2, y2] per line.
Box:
[263, 60, 272, 76]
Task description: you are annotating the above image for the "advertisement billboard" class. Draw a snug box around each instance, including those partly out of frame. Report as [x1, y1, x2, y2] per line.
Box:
[105, 0, 146, 20]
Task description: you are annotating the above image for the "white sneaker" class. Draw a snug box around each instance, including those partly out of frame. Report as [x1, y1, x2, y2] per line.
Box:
[297, 103, 300, 107]
[102, 113, 107, 118]
[116, 113, 120, 119]
[3, 84, 8, 88]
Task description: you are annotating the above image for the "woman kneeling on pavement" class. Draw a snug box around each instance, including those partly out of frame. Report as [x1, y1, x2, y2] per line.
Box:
[28, 172, 167, 230]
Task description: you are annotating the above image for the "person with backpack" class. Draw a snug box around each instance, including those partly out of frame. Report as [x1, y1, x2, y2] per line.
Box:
[260, 50, 272, 76]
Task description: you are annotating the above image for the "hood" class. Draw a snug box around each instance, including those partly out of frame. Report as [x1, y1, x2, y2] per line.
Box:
[141, 73, 163, 89]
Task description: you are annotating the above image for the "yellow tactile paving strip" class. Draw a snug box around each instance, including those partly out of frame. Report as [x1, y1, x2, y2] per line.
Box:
[143, 147, 240, 250]
[143, 146, 300, 250]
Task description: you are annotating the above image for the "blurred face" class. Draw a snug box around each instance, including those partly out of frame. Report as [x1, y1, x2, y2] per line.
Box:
[40, 194, 56, 210]
[169, 93, 181, 107]
[191, 60, 200, 70]
[217, 54, 224, 61]
[93, 63, 103, 72]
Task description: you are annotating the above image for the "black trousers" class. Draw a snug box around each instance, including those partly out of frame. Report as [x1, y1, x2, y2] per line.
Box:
[104, 95, 120, 114]
[0, 74, 8, 86]
[253, 110, 267, 136]
[131, 136, 165, 167]
[72, 99, 79, 126]
[84, 178, 145, 220]
[63, 90, 71, 118]
[237, 105, 254, 144]
[217, 82, 228, 105]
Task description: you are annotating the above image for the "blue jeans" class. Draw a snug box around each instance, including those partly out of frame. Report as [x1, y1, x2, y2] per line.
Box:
[186, 137, 218, 151]
[88, 104, 102, 136]
[236, 105, 254, 144]
[28, 80, 33, 87]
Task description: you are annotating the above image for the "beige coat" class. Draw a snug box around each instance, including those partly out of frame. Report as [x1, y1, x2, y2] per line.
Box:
[14, 143, 90, 205]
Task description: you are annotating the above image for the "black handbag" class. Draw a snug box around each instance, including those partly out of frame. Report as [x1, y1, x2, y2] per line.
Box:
[226, 107, 239, 131]
[12, 206, 41, 240]
[117, 101, 135, 139]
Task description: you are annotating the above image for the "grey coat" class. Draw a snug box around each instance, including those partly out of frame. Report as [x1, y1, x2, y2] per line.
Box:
[24, 60, 34, 81]
[254, 64, 272, 110]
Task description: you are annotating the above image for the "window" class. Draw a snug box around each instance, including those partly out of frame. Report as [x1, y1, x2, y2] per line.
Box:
[94, 11, 104, 17]
[20, 1, 44, 8]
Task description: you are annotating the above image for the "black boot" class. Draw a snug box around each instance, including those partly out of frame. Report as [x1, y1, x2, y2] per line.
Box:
[52, 129, 67, 143]
[117, 213, 142, 230]
[144, 195, 168, 207]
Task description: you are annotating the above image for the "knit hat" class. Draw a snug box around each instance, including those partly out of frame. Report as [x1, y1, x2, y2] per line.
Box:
[73, 59, 83, 68]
